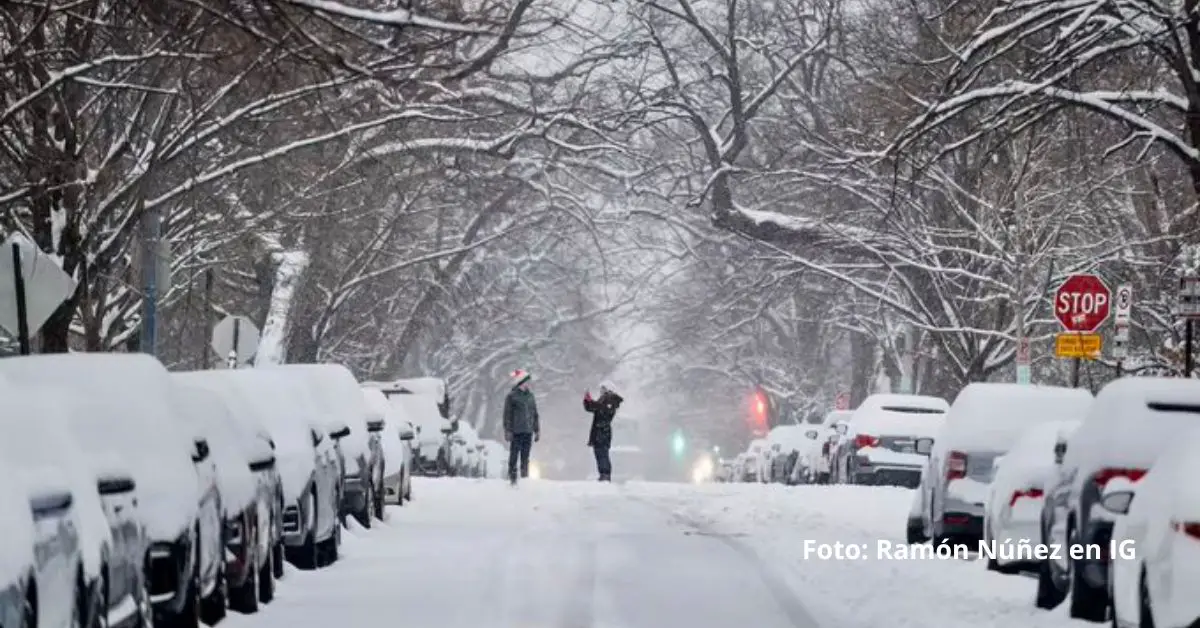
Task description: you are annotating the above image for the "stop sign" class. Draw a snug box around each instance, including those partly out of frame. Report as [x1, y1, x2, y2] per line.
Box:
[1054, 274, 1111, 332]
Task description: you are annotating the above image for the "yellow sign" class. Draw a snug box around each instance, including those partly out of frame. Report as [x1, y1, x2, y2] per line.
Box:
[1055, 333, 1102, 359]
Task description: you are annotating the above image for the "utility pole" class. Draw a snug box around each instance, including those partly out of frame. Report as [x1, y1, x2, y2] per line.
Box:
[138, 201, 162, 356]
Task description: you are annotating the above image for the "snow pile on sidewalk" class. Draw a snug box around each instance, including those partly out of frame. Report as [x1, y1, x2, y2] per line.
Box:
[626, 482, 1090, 628]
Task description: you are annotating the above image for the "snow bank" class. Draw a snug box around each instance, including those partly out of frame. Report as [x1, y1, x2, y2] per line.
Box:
[170, 382, 257, 517]
[852, 407, 945, 439]
[0, 379, 111, 578]
[270, 364, 370, 473]
[628, 482, 1088, 628]
[940, 383, 1092, 452]
[0, 447, 34, 586]
[363, 388, 408, 476]
[0, 354, 200, 542]
[183, 369, 316, 504]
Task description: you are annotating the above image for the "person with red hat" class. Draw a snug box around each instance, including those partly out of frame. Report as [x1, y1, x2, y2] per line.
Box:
[503, 369, 539, 484]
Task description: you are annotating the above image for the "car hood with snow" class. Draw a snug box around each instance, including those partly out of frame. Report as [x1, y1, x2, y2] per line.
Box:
[0, 354, 200, 542]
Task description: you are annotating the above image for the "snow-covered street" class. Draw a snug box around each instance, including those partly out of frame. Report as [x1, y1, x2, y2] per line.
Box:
[223, 478, 1096, 628]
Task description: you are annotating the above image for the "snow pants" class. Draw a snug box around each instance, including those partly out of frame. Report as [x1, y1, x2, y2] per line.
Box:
[593, 445, 612, 480]
[508, 433, 533, 481]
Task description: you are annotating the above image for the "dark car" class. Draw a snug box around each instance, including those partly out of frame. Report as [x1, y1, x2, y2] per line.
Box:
[0, 354, 206, 628]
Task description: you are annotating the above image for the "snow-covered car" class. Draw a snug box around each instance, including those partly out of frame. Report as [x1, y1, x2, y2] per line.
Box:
[918, 383, 1092, 545]
[978, 419, 1082, 573]
[449, 421, 484, 477]
[1108, 424, 1200, 628]
[831, 393, 948, 487]
[482, 440, 508, 479]
[171, 378, 277, 613]
[272, 364, 377, 528]
[812, 409, 854, 484]
[0, 381, 109, 628]
[1036, 377, 1200, 620]
[765, 425, 818, 484]
[217, 369, 342, 571]
[0, 448, 36, 628]
[379, 391, 454, 476]
[362, 388, 415, 507]
[0, 354, 210, 628]
[743, 439, 769, 482]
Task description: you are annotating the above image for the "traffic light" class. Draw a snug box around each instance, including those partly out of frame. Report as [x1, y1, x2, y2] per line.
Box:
[750, 387, 769, 433]
[671, 429, 686, 459]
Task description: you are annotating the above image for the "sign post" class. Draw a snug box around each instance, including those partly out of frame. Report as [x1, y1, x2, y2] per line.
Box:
[1054, 274, 1112, 387]
[1016, 337, 1031, 384]
[1113, 284, 1132, 376]
[0, 234, 77, 355]
[1176, 276, 1200, 376]
[210, 315, 260, 369]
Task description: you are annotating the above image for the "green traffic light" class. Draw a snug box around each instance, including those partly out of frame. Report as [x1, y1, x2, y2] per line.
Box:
[671, 430, 686, 457]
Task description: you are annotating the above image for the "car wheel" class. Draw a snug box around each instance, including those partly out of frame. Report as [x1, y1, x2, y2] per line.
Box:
[258, 551, 275, 604]
[1036, 552, 1067, 609]
[73, 570, 86, 628]
[272, 541, 285, 579]
[357, 486, 373, 529]
[20, 579, 34, 628]
[906, 517, 928, 544]
[1138, 567, 1155, 628]
[229, 560, 258, 614]
[1068, 525, 1108, 621]
[198, 563, 226, 625]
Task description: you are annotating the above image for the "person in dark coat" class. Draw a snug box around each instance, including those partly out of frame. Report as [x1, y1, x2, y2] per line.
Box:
[503, 369, 540, 484]
[583, 381, 623, 481]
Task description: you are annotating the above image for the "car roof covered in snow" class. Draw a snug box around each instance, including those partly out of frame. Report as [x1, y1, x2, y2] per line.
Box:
[170, 381, 258, 517]
[181, 368, 317, 504]
[269, 364, 370, 466]
[0, 354, 200, 542]
[0, 378, 111, 579]
[823, 409, 854, 426]
[1065, 377, 1200, 481]
[853, 393, 949, 418]
[937, 383, 1092, 452]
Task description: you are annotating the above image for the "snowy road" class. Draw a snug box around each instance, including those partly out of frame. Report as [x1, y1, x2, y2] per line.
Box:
[222, 479, 1095, 628]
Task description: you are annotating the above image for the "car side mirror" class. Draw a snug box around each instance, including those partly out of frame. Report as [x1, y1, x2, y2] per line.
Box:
[440, 423, 454, 434]
[398, 426, 415, 441]
[249, 456, 276, 472]
[1100, 477, 1136, 515]
[367, 419, 384, 433]
[805, 430, 818, 440]
[834, 422, 848, 435]
[914, 437, 934, 456]
[1053, 441, 1067, 465]
[311, 429, 324, 447]
[97, 474, 136, 496]
[192, 439, 210, 463]
[268, 439, 276, 450]
[330, 426, 351, 440]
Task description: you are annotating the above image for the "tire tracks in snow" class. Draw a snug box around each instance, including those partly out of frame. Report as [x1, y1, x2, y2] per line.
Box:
[624, 492, 823, 628]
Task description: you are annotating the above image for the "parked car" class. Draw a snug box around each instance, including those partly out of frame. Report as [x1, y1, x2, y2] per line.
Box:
[449, 421, 484, 477]
[743, 439, 769, 482]
[979, 420, 1082, 571]
[382, 391, 454, 476]
[917, 383, 1092, 545]
[830, 393, 948, 487]
[272, 364, 375, 529]
[1108, 425, 1200, 628]
[0, 450, 36, 628]
[1036, 377, 1200, 621]
[361, 388, 415, 507]
[0, 354, 211, 628]
[173, 371, 286, 583]
[812, 409, 854, 484]
[0, 383, 98, 628]
[214, 369, 342, 570]
[171, 379, 276, 613]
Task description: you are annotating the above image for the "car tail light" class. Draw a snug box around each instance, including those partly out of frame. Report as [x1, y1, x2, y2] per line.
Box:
[946, 451, 967, 480]
[1093, 468, 1146, 486]
[854, 434, 879, 449]
[1171, 521, 1200, 540]
[1009, 487, 1044, 507]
